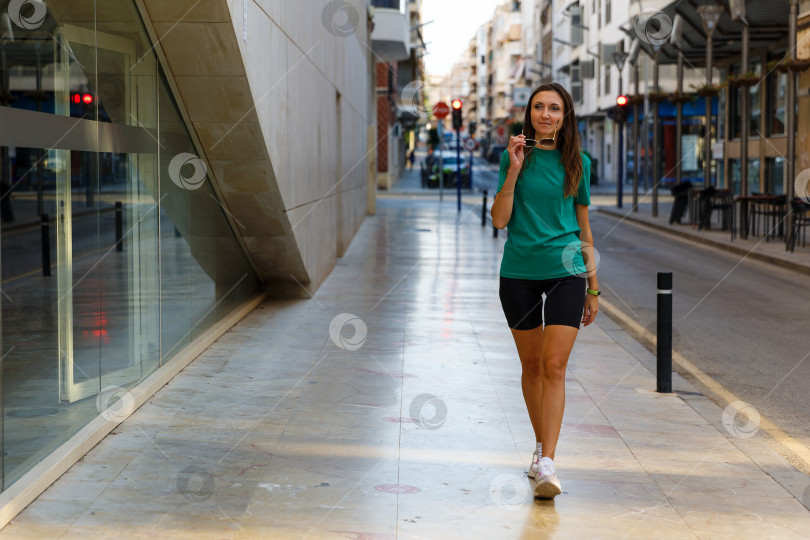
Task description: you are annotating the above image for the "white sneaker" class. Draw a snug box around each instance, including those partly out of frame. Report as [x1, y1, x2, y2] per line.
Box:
[533, 457, 562, 499]
[528, 450, 541, 478]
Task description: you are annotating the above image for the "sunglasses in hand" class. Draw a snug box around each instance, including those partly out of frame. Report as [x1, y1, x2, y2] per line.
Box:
[522, 122, 559, 148]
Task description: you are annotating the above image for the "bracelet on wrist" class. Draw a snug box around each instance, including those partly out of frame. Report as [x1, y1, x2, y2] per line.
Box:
[586, 288, 600, 296]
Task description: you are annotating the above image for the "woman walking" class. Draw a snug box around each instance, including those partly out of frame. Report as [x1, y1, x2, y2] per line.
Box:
[490, 82, 600, 499]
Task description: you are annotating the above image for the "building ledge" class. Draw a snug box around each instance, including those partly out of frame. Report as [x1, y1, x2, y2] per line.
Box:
[371, 6, 410, 61]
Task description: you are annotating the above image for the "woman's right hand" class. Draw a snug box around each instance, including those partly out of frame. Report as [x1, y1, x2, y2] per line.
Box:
[508, 135, 526, 170]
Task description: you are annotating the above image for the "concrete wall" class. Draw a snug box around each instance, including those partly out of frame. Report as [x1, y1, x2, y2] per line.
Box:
[139, 0, 371, 295]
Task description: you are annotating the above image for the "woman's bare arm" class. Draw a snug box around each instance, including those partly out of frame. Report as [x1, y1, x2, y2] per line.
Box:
[491, 136, 527, 229]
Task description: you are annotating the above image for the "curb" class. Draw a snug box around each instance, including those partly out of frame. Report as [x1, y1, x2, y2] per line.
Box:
[597, 206, 810, 277]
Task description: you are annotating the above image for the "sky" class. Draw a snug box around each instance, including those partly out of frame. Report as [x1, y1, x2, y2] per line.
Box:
[420, 0, 504, 77]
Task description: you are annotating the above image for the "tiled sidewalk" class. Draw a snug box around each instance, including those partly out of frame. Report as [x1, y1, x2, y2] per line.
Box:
[2, 198, 809, 539]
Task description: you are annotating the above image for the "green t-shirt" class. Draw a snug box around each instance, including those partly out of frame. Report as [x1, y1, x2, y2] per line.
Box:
[496, 148, 591, 280]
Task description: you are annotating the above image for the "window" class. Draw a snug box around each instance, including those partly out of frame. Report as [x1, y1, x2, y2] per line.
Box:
[769, 70, 787, 135]
[372, 0, 400, 8]
[606, 0, 611, 24]
[766, 157, 785, 194]
[728, 64, 742, 138]
[571, 62, 582, 103]
[571, 5, 583, 46]
[604, 65, 610, 94]
[749, 61, 761, 137]
[598, 0, 602, 29]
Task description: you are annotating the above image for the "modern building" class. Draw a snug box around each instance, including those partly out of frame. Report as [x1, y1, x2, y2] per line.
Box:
[0, 0, 377, 525]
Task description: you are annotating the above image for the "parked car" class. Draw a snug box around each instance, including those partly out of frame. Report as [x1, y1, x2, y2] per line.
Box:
[422, 151, 470, 188]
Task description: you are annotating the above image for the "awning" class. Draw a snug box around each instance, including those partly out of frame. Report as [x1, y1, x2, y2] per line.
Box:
[623, 0, 791, 67]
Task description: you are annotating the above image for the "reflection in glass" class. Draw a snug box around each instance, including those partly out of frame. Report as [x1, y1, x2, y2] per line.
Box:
[770, 71, 787, 136]
[766, 157, 785, 195]
[0, 0, 260, 490]
[749, 62, 761, 137]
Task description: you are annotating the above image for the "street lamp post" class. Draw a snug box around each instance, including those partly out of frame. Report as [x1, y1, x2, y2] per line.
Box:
[786, 0, 798, 250]
[652, 45, 660, 218]
[614, 51, 629, 210]
[697, 4, 723, 189]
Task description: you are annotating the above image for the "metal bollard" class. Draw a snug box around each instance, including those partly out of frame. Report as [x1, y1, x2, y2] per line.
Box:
[656, 272, 673, 393]
[481, 190, 488, 226]
[115, 201, 123, 252]
[41, 214, 51, 276]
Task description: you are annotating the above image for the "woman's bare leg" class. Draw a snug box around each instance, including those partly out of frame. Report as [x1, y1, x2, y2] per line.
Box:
[510, 326, 545, 444]
[537, 325, 579, 460]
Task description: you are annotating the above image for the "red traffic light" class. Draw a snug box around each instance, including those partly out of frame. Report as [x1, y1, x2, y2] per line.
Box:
[616, 95, 628, 107]
[451, 99, 463, 110]
[73, 93, 94, 104]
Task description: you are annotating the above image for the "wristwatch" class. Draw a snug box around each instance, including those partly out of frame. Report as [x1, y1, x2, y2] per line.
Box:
[586, 288, 601, 296]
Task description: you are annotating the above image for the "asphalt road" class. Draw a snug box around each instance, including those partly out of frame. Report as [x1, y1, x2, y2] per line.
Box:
[589, 207, 810, 453]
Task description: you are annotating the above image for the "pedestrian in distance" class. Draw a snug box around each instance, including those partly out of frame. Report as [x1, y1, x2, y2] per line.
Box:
[408, 149, 415, 169]
[490, 82, 600, 499]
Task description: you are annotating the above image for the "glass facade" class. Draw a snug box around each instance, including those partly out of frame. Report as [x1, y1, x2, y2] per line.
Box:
[0, 0, 260, 489]
[766, 157, 785, 195]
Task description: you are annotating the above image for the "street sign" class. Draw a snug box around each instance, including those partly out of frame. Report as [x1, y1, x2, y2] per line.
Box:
[463, 137, 476, 152]
[433, 102, 450, 119]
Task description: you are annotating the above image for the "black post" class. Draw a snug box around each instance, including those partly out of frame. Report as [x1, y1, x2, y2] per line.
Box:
[617, 70, 624, 209]
[456, 130, 462, 212]
[482, 190, 488, 226]
[493, 225, 498, 238]
[657, 271, 673, 393]
[115, 201, 123, 252]
[41, 214, 51, 277]
[469, 146, 474, 189]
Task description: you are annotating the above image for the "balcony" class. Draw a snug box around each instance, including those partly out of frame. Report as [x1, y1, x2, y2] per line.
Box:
[372, 0, 410, 62]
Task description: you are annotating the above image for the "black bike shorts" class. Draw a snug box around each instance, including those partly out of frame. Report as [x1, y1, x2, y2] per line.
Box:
[499, 275, 586, 330]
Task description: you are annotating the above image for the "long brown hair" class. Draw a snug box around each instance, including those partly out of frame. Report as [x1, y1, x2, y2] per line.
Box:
[520, 83, 584, 198]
